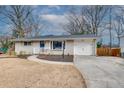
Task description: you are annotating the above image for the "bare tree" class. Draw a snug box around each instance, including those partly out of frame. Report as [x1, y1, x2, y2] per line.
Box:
[25, 15, 45, 37]
[81, 5, 109, 36]
[105, 6, 124, 48]
[64, 7, 89, 35]
[2, 5, 33, 38]
[2, 6, 45, 38]
[108, 7, 113, 48]
[65, 6, 108, 36]
[114, 15, 124, 47]
[113, 6, 124, 47]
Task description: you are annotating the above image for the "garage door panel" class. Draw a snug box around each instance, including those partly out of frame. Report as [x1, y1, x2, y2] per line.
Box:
[74, 40, 93, 55]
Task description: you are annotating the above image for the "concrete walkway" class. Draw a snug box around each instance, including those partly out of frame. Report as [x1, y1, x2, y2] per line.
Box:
[27, 55, 73, 65]
[74, 56, 124, 88]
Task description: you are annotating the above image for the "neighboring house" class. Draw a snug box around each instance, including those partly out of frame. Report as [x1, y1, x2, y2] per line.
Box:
[120, 35, 124, 56]
[12, 35, 98, 56]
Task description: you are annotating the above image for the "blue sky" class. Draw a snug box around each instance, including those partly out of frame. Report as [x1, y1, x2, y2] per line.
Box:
[0, 5, 118, 44]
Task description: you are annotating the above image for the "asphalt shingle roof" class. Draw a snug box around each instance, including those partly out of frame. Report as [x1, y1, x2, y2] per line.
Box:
[12, 34, 98, 41]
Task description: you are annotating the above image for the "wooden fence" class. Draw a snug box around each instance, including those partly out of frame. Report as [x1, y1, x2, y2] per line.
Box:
[97, 48, 120, 57]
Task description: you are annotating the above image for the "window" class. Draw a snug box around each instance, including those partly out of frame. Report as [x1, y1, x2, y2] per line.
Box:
[40, 41, 44, 48]
[53, 41, 62, 50]
[24, 42, 31, 46]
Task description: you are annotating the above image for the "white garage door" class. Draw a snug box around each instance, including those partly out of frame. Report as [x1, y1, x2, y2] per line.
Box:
[74, 40, 93, 55]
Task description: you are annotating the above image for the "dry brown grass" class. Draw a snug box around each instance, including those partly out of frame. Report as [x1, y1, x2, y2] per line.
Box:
[0, 58, 86, 88]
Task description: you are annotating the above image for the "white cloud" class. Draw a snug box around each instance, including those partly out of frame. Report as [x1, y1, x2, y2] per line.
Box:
[40, 14, 69, 35]
[40, 14, 68, 24]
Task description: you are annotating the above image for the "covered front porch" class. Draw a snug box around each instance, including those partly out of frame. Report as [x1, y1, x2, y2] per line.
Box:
[33, 40, 66, 55]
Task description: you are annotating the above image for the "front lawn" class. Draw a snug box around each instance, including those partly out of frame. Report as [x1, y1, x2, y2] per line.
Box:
[0, 58, 86, 88]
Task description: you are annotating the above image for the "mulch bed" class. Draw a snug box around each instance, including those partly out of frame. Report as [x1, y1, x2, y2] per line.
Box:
[37, 54, 73, 62]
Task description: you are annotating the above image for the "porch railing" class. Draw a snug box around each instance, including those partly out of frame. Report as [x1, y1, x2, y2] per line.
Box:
[39, 48, 63, 55]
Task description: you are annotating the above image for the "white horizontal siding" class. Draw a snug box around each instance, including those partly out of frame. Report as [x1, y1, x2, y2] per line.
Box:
[15, 39, 96, 55]
[15, 42, 33, 55]
[120, 37, 124, 53]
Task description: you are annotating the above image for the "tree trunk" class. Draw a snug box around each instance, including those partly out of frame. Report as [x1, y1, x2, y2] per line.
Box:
[109, 7, 112, 49]
[118, 37, 120, 47]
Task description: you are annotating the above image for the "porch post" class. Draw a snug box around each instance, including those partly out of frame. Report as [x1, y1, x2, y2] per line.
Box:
[62, 41, 65, 58]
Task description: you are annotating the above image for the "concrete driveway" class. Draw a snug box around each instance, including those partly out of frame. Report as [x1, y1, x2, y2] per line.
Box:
[74, 56, 124, 88]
